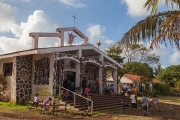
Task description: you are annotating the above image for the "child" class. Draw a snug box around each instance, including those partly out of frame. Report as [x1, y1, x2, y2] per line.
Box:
[86, 95, 92, 114]
[42, 97, 52, 114]
[152, 95, 159, 111]
[33, 93, 39, 108]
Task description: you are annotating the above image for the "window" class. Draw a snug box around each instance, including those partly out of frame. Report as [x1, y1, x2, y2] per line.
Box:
[3, 62, 13, 77]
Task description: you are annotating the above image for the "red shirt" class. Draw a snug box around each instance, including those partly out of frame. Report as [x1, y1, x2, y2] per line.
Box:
[96, 81, 99, 86]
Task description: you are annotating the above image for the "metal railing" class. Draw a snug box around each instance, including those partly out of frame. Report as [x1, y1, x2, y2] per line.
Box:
[55, 85, 93, 114]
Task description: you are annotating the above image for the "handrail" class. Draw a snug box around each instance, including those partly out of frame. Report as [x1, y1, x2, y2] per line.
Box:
[55, 84, 93, 114]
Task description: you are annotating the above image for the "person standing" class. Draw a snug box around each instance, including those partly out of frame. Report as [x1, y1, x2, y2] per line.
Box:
[70, 81, 75, 92]
[86, 95, 92, 114]
[95, 79, 99, 93]
[86, 76, 90, 88]
[122, 83, 127, 95]
[130, 92, 137, 115]
[152, 95, 159, 111]
[141, 93, 149, 116]
[82, 77, 87, 95]
[127, 85, 131, 97]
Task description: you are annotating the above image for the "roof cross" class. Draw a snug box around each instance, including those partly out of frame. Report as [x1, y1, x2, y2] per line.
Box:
[72, 14, 76, 27]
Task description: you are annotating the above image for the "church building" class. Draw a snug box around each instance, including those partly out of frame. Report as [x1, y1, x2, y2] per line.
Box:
[0, 27, 122, 104]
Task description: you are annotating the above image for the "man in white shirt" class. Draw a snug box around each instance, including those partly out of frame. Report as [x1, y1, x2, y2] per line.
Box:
[130, 93, 137, 115]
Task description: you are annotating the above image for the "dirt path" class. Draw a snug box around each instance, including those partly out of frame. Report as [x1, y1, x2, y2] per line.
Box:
[0, 102, 180, 120]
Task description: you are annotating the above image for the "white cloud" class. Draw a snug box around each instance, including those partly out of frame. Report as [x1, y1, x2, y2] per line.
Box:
[0, 9, 59, 54]
[86, 24, 115, 51]
[20, 0, 31, 2]
[58, 0, 86, 8]
[169, 49, 180, 65]
[0, 1, 16, 32]
[121, 0, 149, 17]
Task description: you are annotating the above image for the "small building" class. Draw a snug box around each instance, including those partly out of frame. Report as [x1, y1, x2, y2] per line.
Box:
[119, 74, 163, 92]
[0, 27, 122, 104]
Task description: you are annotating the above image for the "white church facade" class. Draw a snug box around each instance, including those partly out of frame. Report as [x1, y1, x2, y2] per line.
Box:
[0, 27, 122, 104]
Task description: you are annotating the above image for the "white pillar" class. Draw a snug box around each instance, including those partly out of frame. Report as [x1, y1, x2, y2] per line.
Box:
[98, 55, 103, 94]
[98, 67, 102, 94]
[75, 63, 80, 87]
[58, 30, 64, 47]
[32, 35, 38, 49]
[113, 69, 117, 93]
[75, 48, 82, 87]
[49, 53, 54, 95]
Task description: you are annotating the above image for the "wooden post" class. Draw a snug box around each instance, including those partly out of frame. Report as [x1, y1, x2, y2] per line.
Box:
[74, 94, 76, 107]
[53, 101, 55, 116]
[91, 101, 93, 115]
[65, 102, 67, 114]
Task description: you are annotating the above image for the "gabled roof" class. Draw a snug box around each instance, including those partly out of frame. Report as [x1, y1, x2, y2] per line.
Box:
[123, 74, 140, 82]
[123, 74, 163, 83]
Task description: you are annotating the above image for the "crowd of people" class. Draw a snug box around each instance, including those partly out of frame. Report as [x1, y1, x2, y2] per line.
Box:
[31, 80, 165, 116]
[120, 83, 162, 116]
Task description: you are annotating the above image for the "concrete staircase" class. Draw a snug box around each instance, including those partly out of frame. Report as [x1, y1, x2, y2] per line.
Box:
[65, 94, 132, 111]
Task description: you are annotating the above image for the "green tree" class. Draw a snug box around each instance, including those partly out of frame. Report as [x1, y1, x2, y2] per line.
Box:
[153, 63, 164, 76]
[105, 43, 125, 64]
[123, 44, 160, 65]
[121, 62, 154, 82]
[119, 0, 180, 50]
[155, 64, 180, 87]
[172, 78, 180, 89]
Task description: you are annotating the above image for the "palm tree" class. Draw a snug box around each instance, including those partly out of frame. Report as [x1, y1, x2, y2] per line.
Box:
[119, 0, 180, 50]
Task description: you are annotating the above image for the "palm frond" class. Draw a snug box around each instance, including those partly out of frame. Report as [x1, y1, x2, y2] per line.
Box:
[144, 0, 180, 14]
[150, 13, 180, 49]
[119, 10, 180, 49]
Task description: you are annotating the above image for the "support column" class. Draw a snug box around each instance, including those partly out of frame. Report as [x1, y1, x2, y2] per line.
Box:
[98, 54, 103, 94]
[49, 53, 54, 95]
[78, 48, 82, 87]
[113, 69, 117, 93]
[75, 63, 80, 87]
[98, 67, 102, 94]
[58, 30, 64, 47]
[32, 35, 38, 49]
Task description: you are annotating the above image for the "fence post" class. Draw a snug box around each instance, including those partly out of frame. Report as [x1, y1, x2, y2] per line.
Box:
[53, 101, 55, 116]
[91, 101, 93, 115]
[74, 94, 76, 107]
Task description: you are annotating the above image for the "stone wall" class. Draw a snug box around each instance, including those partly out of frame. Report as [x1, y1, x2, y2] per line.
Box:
[15, 55, 32, 105]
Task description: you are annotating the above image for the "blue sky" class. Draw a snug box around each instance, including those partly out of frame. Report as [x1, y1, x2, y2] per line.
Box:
[0, 0, 180, 68]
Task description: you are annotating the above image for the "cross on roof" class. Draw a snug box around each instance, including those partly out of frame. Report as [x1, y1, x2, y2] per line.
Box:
[72, 14, 76, 27]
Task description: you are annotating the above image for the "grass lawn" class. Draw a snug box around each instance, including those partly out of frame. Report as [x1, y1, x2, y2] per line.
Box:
[137, 96, 180, 105]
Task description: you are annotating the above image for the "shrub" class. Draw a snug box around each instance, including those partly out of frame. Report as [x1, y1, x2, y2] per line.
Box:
[144, 90, 156, 97]
[38, 90, 51, 102]
[153, 83, 170, 95]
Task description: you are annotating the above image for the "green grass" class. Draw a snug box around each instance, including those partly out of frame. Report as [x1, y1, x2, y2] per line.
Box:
[0, 101, 28, 110]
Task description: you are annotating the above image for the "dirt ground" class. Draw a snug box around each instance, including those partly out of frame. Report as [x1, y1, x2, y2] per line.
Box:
[0, 102, 180, 120]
